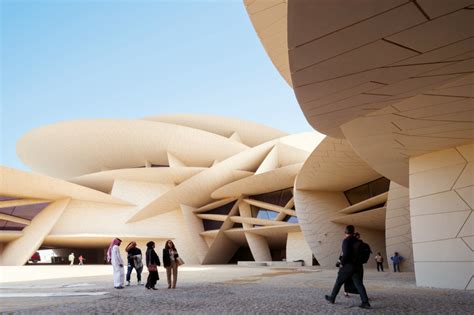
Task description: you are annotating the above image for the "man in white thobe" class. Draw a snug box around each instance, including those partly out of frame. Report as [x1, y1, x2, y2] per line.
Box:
[108, 238, 125, 289]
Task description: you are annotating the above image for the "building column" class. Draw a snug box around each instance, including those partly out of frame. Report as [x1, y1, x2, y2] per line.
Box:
[386, 182, 414, 271]
[239, 202, 272, 261]
[0, 198, 70, 266]
[409, 144, 474, 290]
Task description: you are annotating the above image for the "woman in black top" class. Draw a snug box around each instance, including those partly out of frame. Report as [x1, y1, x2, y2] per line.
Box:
[163, 240, 179, 289]
[145, 241, 160, 290]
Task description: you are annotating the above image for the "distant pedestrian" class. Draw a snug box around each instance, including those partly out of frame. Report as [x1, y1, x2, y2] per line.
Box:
[145, 241, 160, 290]
[391, 252, 403, 272]
[68, 252, 75, 265]
[125, 241, 143, 286]
[163, 240, 180, 289]
[78, 255, 85, 265]
[375, 252, 384, 272]
[107, 238, 125, 289]
[325, 225, 371, 309]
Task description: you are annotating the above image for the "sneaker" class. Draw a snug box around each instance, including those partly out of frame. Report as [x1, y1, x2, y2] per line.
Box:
[324, 295, 335, 304]
[126, 281, 130, 286]
[114, 286, 124, 289]
[359, 302, 371, 309]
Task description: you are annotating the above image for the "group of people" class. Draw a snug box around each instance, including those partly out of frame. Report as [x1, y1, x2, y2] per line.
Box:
[106, 238, 182, 290]
[374, 251, 404, 272]
[68, 252, 85, 265]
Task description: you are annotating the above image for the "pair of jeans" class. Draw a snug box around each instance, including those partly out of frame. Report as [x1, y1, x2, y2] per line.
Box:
[393, 263, 400, 272]
[376, 262, 384, 272]
[329, 263, 369, 303]
[126, 265, 143, 282]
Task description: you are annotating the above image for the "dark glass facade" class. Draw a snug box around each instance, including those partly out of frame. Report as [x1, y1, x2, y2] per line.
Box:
[343, 177, 390, 205]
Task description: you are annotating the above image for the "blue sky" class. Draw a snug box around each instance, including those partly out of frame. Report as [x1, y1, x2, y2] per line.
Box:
[1, 0, 312, 171]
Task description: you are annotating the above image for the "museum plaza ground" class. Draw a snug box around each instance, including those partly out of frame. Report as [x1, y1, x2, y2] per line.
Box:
[0, 265, 472, 314]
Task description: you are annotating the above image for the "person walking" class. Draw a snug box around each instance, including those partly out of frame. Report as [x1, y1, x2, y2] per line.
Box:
[145, 241, 160, 290]
[107, 238, 125, 289]
[375, 252, 384, 272]
[325, 225, 371, 309]
[125, 241, 143, 286]
[68, 252, 75, 265]
[163, 240, 180, 289]
[391, 252, 403, 272]
[78, 255, 85, 265]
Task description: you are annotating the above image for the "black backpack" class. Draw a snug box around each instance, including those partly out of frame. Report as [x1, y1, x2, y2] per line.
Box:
[352, 239, 372, 264]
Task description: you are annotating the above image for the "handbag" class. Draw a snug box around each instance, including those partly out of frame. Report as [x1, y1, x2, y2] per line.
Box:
[147, 251, 157, 272]
[176, 257, 184, 266]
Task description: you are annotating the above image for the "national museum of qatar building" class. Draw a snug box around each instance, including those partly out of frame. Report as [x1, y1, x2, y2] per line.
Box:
[1, 0, 473, 291]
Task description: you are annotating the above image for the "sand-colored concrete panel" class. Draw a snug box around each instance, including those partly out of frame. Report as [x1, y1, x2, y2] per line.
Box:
[295, 137, 381, 191]
[409, 148, 466, 174]
[0, 199, 70, 266]
[0, 199, 50, 208]
[457, 143, 474, 162]
[411, 211, 471, 243]
[70, 167, 205, 193]
[243, 0, 291, 86]
[0, 167, 131, 206]
[456, 186, 474, 210]
[286, 231, 313, 266]
[180, 205, 209, 264]
[167, 152, 187, 167]
[453, 163, 474, 190]
[17, 119, 248, 178]
[409, 164, 466, 199]
[331, 207, 386, 231]
[294, 190, 349, 268]
[255, 145, 279, 174]
[413, 238, 474, 262]
[339, 192, 388, 215]
[411, 190, 470, 217]
[0, 213, 31, 225]
[386, 182, 414, 271]
[0, 231, 23, 242]
[211, 163, 302, 199]
[143, 114, 287, 147]
[414, 262, 473, 289]
[244, 232, 272, 261]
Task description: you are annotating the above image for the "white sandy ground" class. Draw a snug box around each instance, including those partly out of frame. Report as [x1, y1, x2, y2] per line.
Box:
[0, 265, 472, 314]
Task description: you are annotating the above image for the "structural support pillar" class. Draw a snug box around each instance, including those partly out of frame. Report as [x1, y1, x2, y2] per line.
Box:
[0, 198, 70, 266]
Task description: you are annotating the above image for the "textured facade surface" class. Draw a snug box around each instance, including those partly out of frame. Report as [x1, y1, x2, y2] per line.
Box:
[409, 144, 474, 290]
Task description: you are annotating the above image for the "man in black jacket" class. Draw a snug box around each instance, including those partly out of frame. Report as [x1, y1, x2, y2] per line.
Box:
[325, 225, 371, 309]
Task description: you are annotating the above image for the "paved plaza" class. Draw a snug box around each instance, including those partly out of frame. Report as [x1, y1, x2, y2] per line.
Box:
[0, 265, 472, 314]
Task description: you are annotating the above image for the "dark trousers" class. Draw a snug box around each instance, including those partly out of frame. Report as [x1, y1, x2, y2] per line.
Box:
[146, 271, 159, 288]
[126, 265, 143, 282]
[329, 264, 369, 303]
[393, 263, 400, 272]
[376, 262, 384, 272]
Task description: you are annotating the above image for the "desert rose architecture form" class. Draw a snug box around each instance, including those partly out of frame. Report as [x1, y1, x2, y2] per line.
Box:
[1, 115, 325, 267]
[245, 0, 473, 290]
